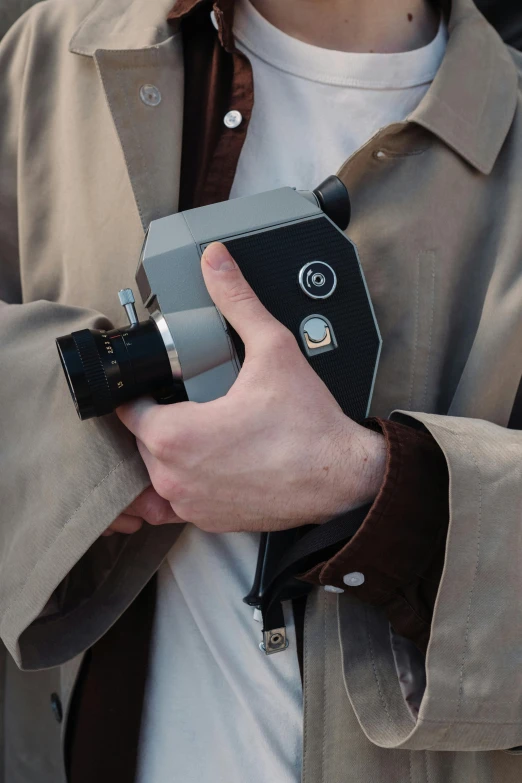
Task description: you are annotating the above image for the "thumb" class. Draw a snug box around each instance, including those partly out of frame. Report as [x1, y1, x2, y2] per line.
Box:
[201, 242, 279, 347]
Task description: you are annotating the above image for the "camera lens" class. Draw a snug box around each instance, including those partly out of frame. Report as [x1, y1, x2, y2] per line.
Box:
[56, 319, 183, 420]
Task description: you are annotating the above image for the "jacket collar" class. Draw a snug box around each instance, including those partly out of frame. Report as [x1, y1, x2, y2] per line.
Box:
[409, 0, 518, 174]
[68, 0, 180, 56]
[69, 0, 518, 176]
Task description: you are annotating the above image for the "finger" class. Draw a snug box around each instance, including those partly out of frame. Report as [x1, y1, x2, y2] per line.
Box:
[116, 395, 159, 439]
[117, 395, 193, 451]
[105, 514, 144, 536]
[137, 439, 188, 511]
[201, 242, 281, 348]
[125, 484, 179, 526]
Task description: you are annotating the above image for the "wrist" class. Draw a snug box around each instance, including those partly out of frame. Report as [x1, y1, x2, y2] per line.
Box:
[353, 426, 387, 505]
[330, 422, 387, 515]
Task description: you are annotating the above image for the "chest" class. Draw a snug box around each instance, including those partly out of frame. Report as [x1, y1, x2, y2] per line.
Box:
[18, 48, 522, 424]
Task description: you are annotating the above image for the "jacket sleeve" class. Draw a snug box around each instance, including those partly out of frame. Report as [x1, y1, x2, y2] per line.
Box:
[299, 417, 449, 654]
[0, 12, 176, 672]
[338, 411, 522, 752]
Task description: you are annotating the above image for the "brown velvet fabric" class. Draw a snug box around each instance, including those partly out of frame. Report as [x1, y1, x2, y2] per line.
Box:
[299, 418, 450, 653]
[168, 0, 253, 209]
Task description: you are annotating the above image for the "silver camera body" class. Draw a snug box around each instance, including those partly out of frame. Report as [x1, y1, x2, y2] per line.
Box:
[135, 184, 381, 420]
[58, 178, 380, 424]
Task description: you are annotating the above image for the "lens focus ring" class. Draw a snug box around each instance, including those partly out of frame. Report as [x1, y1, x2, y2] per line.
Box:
[72, 330, 113, 416]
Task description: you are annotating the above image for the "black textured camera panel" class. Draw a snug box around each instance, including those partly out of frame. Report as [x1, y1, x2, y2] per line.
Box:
[223, 217, 380, 422]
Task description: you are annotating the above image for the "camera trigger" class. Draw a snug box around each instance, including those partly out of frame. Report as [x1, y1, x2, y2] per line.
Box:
[300, 315, 337, 357]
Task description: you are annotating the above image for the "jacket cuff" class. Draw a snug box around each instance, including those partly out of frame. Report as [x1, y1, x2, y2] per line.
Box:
[298, 418, 449, 652]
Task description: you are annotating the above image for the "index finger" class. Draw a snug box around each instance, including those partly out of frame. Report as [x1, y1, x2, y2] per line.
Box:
[116, 396, 176, 446]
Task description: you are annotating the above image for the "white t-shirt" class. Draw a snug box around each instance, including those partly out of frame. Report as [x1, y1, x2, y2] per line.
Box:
[136, 4, 447, 782]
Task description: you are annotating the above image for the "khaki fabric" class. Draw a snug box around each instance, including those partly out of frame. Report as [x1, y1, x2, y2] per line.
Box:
[1, 0, 522, 781]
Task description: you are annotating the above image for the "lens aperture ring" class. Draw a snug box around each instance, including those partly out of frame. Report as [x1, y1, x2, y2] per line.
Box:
[72, 329, 113, 416]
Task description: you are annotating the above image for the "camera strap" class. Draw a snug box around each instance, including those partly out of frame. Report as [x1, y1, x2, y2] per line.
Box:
[256, 504, 371, 653]
[257, 374, 522, 654]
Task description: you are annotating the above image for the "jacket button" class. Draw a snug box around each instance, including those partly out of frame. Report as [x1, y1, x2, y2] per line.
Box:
[139, 84, 162, 107]
[343, 571, 365, 587]
[50, 693, 63, 723]
[224, 110, 243, 129]
[323, 585, 344, 594]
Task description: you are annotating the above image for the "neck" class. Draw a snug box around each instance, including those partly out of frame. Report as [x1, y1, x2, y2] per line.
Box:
[247, 0, 440, 53]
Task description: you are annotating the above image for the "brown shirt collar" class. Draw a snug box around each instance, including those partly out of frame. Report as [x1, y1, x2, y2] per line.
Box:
[168, 0, 236, 50]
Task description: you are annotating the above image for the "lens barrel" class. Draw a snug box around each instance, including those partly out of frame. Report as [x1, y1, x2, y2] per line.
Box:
[56, 319, 181, 420]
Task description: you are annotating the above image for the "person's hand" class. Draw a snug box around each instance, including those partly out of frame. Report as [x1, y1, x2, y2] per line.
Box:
[102, 485, 180, 536]
[116, 242, 386, 534]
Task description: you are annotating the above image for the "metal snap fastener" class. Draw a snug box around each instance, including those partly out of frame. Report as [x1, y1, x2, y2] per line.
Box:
[323, 585, 345, 594]
[224, 110, 243, 129]
[375, 150, 386, 160]
[139, 84, 162, 107]
[343, 571, 365, 587]
[50, 693, 63, 723]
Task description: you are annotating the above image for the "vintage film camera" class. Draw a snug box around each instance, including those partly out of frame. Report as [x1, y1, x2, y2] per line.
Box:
[56, 176, 381, 652]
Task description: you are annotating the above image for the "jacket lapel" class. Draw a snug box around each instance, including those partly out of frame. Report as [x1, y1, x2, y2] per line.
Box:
[69, 0, 185, 229]
[93, 40, 184, 229]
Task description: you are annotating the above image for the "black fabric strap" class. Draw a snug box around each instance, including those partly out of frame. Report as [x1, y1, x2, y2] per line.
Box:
[268, 503, 371, 585]
[260, 504, 371, 628]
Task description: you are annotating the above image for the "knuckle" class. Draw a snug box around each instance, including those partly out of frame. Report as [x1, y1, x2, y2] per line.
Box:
[142, 496, 170, 525]
[194, 517, 216, 533]
[148, 430, 174, 462]
[173, 503, 198, 525]
[226, 280, 256, 304]
[152, 469, 184, 503]
[269, 325, 297, 354]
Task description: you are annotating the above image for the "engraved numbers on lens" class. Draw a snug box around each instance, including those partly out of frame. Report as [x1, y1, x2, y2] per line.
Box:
[298, 261, 337, 299]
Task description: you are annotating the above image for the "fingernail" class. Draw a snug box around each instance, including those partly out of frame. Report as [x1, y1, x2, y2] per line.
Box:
[204, 243, 236, 271]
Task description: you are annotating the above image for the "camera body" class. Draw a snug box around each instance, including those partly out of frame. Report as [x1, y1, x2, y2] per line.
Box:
[57, 178, 381, 423]
[135, 184, 381, 420]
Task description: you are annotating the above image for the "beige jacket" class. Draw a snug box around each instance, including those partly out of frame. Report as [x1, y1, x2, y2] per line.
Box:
[1, 0, 522, 780]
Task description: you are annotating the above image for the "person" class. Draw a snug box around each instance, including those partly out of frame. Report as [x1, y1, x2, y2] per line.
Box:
[0, 0, 521, 781]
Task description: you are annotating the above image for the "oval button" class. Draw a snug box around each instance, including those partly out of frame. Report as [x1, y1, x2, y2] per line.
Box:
[139, 84, 162, 107]
[343, 572, 365, 587]
[224, 110, 243, 129]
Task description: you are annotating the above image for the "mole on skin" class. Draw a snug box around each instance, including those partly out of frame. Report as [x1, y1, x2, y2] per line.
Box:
[408, 12, 413, 21]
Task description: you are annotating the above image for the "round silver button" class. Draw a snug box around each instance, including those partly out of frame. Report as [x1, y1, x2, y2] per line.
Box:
[140, 84, 162, 107]
[299, 261, 337, 300]
[224, 110, 243, 129]
[323, 585, 345, 594]
[343, 571, 365, 587]
[303, 317, 328, 343]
